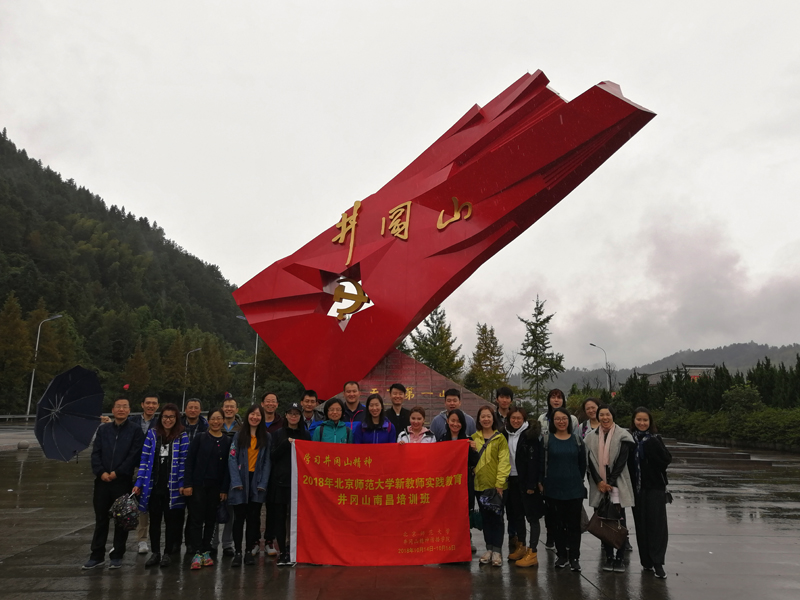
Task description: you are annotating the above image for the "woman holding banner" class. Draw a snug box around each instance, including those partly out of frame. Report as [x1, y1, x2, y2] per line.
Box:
[352, 393, 396, 444]
[228, 405, 272, 567]
[267, 402, 310, 566]
[472, 405, 511, 567]
[438, 409, 480, 553]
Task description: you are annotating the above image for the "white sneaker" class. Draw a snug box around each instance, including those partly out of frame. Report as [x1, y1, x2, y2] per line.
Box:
[266, 542, 278, 557]
[479, 551, 492, 564]
[138, 542, 149, 554]
[491, 552, 502, 567]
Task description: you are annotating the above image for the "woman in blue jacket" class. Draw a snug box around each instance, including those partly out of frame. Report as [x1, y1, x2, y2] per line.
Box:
[228, 405, 271, 567]
[352, 394, 396, 444]
[312, 398, 352, 443]
[133, 403, 189, 568]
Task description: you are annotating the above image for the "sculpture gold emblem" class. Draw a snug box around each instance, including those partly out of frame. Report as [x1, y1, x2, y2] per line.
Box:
[332, 279, 370, 321]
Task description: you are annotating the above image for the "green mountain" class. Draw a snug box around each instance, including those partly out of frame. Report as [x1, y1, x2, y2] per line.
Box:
[0, 130, 298, 412]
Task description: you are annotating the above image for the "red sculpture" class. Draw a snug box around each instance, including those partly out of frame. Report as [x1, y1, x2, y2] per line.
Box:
[233, 71, 655, 400]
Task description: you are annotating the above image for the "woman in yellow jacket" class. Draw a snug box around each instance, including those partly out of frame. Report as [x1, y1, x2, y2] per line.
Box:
[471, 405, 511, 567]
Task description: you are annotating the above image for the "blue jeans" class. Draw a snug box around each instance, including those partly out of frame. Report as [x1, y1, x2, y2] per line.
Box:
[478, 489, 505, 552]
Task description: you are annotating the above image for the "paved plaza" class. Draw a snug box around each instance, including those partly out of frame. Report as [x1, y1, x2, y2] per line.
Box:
[1, 424, 799, 599]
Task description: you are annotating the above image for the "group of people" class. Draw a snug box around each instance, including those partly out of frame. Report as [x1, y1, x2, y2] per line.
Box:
[85, 382, 672, 580]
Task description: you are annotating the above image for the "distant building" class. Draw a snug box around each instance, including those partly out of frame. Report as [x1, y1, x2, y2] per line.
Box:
[642, 364, 715, 386]
[356, 349, 486, 421]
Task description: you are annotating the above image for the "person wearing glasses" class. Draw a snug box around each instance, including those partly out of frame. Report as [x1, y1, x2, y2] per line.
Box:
[132, 403, 189, 568]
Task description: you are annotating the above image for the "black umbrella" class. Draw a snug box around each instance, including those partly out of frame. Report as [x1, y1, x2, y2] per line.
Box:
[35, 366, 104, 461]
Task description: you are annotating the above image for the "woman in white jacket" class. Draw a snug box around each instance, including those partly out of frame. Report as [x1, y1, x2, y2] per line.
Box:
[585, 404, 635, 573]
[397, 406, 436, 444]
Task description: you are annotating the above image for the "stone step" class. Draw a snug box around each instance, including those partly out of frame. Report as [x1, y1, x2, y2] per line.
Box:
[672, 457, 774, 469]
[670, 451, 752, 460]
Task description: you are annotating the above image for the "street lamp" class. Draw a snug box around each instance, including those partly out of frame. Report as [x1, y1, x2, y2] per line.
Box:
[26, 314, 63, 418]
[237, 315, 259, 404]
[182, 347, 202, 411]
[589, 343, 611, 392]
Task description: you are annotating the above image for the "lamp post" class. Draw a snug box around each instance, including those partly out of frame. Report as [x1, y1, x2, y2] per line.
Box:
[26, 314, 63, 418]
[182, 347, 202, 411]
[237, 315, 258, 404]
[589, 342, 611, 392]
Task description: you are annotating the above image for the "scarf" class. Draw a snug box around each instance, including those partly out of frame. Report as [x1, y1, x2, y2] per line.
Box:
[597, 424, 616, 482]
[632, 430, 651, 493]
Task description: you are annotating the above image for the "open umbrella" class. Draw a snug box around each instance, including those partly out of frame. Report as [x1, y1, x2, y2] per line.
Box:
[35, 365, 104, 461]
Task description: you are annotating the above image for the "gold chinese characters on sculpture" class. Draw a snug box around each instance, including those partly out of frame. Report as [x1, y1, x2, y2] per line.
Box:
[332, 201, 362, 266]
[437, 197, 472, 231]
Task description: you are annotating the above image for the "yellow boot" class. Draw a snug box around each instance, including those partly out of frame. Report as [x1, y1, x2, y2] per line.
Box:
[516, 548, 539, 567]
[508, 544, 527, 561]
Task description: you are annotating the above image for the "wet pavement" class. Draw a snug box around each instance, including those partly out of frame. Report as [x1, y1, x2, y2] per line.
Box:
[1, 424, 800, 599]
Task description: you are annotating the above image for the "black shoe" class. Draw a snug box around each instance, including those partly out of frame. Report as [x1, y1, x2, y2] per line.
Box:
[231, 553, 243, 568]
[624, 540, 633, 552]
[159, 555, 171, 568]
[570, 559, 581, 572]
[223, 547, 235, 557]
[82, 558, 104, 570]
[244, 552, 255, 566]
[642, 564, 654, 572]
[544, 538, 555, 551]
[145, 553, 161, 568]
[613, 558, 625, 573]
[277, 553, 288, 566]
[654, 565, 667, 579]
[603, 557, 614, 572]
[554, 556, 569, 569]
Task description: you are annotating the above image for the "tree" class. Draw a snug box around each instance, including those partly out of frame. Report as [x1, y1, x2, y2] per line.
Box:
[518, 296, 565, 407]
[409, 307, 465, 380]
[123, 338, 150, 398]
[0, 292, 33, 412]
[465, 323, 507, 400]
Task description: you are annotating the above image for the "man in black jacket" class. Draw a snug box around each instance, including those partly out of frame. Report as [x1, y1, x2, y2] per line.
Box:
[83, 396, 145, 570]
[384, 383, 411, 441]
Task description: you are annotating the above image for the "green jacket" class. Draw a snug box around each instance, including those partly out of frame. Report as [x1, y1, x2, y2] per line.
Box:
[311, 420, 352, 443]
[471, 430, 511, 491]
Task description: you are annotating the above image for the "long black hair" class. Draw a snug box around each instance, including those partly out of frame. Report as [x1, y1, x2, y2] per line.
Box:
[631, 406, 658, 434]
[238, 405, 268, 450]
[156, 403, 184, 443]
[444, 409, 468, 440]
[548, 407, 574, 435]
[362, 393, 386, 430]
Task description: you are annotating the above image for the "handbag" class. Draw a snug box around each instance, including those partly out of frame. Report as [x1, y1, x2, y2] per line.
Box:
[586, 512, 628, 549]
[216, 499, 230, 524]
[596, 492, 622, 520]
[109, 493, 139, 531]
[469, 509, 483, 531]
[478, 488, 504, 515]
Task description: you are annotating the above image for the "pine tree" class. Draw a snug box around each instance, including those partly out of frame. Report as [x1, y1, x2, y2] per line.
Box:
[0, 293, 33, 412]
[466, 323, 507, 400]
[409, 307, 465, 380]
[518, 296, 565, 405]
[26, 299, 66, 393]
[144, 335, 164, 390]
[123, 338, 151, 397]
[162, 332, 186, 400]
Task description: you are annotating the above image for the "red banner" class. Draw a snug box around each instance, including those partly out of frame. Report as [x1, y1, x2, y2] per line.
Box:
[291, 439, 471, 566]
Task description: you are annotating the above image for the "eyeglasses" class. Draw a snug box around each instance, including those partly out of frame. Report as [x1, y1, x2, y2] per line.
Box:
[162, 415, 176, 421]
[553, 418, 569, 423]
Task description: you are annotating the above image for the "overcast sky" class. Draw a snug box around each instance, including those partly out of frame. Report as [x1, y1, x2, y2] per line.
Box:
[2, 1, 799, 372]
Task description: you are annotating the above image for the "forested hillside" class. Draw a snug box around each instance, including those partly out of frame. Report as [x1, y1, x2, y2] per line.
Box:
[0, 130, 299, 412]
